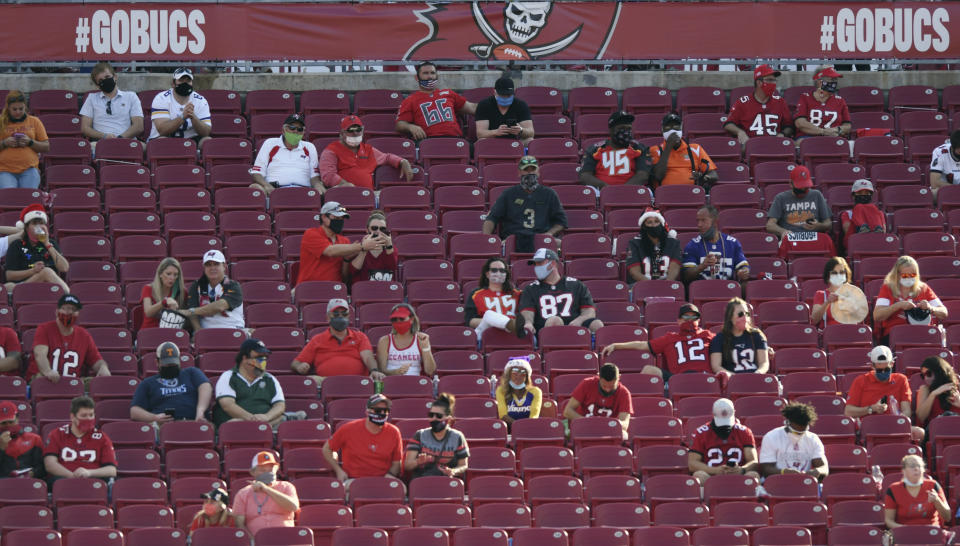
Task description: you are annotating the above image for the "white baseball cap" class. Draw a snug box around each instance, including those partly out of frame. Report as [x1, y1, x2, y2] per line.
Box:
[202, 250, 226, 264]
[326, 298, 349, 314]
[851, 179, 875, 193]
[868, 345, 894, 364]
[713, 398, 736, 427]
[173, 67, 193, 81]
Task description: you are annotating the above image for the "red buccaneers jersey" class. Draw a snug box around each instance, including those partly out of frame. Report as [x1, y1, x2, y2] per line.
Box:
[727, 94, 793, 136]
[689, 420, 756, 466]
[794, 93, 851, 135]
[44, 424, 117, 473]
[569, 376, 633, 418]
[648, 329, 715, 375]
[396, 89, 466, 137]
[581, 141, 652, 186]
[464, 288, 521, 323]
[25, 321, 103, 382]
[777, 231, 837, 259]
[0, 326, 22, 377]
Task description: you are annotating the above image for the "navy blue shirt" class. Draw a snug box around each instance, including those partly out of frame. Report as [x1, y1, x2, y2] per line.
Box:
[131, 367, 210, 419]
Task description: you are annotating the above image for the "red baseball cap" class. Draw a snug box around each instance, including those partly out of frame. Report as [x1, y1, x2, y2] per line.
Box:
[340, 115, 363, 131]
[0, 401, 18, 421]
[390, 306, 412, 320]
[790, 165, 813, 189]
[753, 64, 782, 80]
[813, 67, 843, 80]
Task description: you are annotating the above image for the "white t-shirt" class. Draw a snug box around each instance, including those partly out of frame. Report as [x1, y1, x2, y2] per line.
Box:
[930, 141, 960, 184]
[385, 333, 422, 376]
[758, 426, 826, 473]
[251, 137, 319, 187]
[79, 88, 144, 137]
[148, 88, 212, 140]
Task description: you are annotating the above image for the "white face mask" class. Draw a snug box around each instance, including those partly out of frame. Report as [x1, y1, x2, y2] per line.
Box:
[534, 263, 553, 281]
[829, 273, 846, 287]
[903, 476, 923, 487]
[488, 272, 506, 285]
[662, 129, 682, 141]
[345, 135, 363, 146]
[900, 277, 917, 288]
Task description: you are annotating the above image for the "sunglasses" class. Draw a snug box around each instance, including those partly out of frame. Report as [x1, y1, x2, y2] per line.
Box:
[284, 125, 305, 133]
[428, 412, 446, 419]
[330, 312, 349, 318]
[344, 128, 363, 135]
[106, 100, 112, 116]
[736, 311, 750, 318]
[875, 367, 893, 373]
[681, 314, 699, 321]
[488, 268, 507, 273]
[249, 356, 268, 364]
[900, 273, 918, 279]
[369, 226, 389, 233]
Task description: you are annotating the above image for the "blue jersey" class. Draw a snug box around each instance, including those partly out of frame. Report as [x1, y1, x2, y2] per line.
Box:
[131, 367, 210, 420]
[682, 233, 749, 281]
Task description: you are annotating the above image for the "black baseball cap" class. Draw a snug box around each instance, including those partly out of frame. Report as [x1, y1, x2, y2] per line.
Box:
[58, 294, 83, 309]
[662, 112, 682, 127]
[367, 393, 392, 409]
[239, 338, 271, 357]
[678, 303, 701, 319]
[283, 113, 305, 127]
[608, 111, 635, 128]
[495, 77, 515, 96]
[202, 488, 229, 504]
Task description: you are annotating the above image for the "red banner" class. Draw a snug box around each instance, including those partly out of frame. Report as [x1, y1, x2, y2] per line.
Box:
[1, 2, 955, 62]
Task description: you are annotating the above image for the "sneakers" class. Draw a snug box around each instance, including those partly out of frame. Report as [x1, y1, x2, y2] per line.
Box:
[283, 411, 307, 421]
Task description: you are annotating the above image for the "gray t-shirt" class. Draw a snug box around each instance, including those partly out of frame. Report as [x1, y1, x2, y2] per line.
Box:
[406, 427, 470, 479]
[767, 189, 830, 232]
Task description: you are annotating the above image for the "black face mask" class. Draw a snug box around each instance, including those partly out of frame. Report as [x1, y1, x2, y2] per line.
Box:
[853, 194, 872, 205]
[328, 218, 345, 234]
[175, 82, 193, 97]
[430, 420, 448, 433]
[793, 188, 809, 198]
[642, 225, 667, 240]
[8, 112, 26, 123]
[98, 77, 116, 93]
[612, 127, 633, 148]
[820, 81, 838, 94]
[330, 316, 349, 331]
[519, 173, 539, 192]
[711, 421, 733, 438]
[159, 364, 180, 380]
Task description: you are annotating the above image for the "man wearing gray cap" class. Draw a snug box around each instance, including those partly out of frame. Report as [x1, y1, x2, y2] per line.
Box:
[519, 248, 603, 336]
[291, 298, 384, 385]
[297, 201, 382, 284]
[148, 67, 211, 145]
[130, 342, 212, 423]
[214, 338, 290, 427]
[184, 249, 244, 331]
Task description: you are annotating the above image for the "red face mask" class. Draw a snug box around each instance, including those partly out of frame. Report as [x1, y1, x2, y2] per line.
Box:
[393, 320, 412, 335]
[760, 82, 777, 97]
[75, 417, 95, 434]
[0, 423, 21, 436]
[679, 320, 699, 334]
[202, 504, 221, 516]
[57, 311, 77, 328]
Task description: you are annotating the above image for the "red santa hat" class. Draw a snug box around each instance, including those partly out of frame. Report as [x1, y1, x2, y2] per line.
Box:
[16, 203, 47, 229]
[637, 208, 677, 239]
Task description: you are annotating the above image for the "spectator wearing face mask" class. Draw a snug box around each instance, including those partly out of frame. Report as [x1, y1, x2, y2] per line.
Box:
[649, 112, 717, 189]
[845, 345, 926, 442]
[794, 66, 851, 138]
[395, 61, 476, 140]
[688, 398, 760, 482]
[130, 342, 212, 423]
[0, 400, 44, 479]
[189, 488, 235, 537]
[43, 395, 117, 487]
[148, 67, 211, 146]
[465, 257, 525, 339]
[579, 111, 652, 191]
[475, 77, 534, 144]
[291, 299, 385, 385]
[758, 402, 827, 480]
[79, 61, 144, 143]
[214, 339, 289, 428]
[519, 248, 603, 336]
[320, 115, 413, 190]
[298, 202, 381, 285]
[765, 166, 832, 236]
[376, 304, 435, 377]
[839, 179, 885, 252]
[873, 255, 947, 346]
[930, 130, 960, 200]
[404, 393, 469, 481]
[495, 358, 542, 425]
[250, 114, 322, 195]
[627, 208, 681, 282]
[482, 156, 566, 249]
[322, 394, 403, 483]
[233, 451, 299, 537]
[811, 257, 862, 328]
[724, 64, 794, 145]
[25, 294, 110, 383]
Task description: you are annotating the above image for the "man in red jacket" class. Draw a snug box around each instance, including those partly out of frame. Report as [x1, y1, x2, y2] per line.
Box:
[319, 115, 413, 190]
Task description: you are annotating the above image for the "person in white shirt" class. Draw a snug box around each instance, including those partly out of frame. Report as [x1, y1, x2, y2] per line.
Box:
[759, 401, 829, 480]
[148, 67, 212, 146]
[79, 62, 144, 143]
[249, 114, 322, 195]
[930, 130, 960, 200]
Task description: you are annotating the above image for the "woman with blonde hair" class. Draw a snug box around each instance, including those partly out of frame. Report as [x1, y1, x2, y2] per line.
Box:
[140, 258, 187, 329]
[710, 297, 769, 376]
[349, 210, 398, 284]
[883, 454, 950, 529]
[376, 303, 435, 376]
[0, 91, 50, 189]
[873, 255, 947, 345]
[495, 357, 542, 425]
[189, 487, 236, 536]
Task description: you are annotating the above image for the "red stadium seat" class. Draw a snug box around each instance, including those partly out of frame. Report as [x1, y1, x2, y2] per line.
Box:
[652, 502, 710, 532]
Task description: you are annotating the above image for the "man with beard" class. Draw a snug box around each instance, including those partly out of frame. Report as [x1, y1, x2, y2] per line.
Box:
[724, 65, 794, 144]
[579, 111, 652, 191]
[626, 208, 682, 282]
[794, 66, 851, 138]
[297, 201, 381, 284]
[148, 67, 211, 146]
[214, 339, 288, 428]
[482, 156, 566, 249]
[130, 342, 212, 423]
[562, 363, 633, 440]
[682, 206, 750, 282]
[519, 248, 603, 335]
[291, 299, 385, 385]
[395, 61, 476, 140]
[649, 112, 718, 188]
[689, 398, 760, 481]
[25, 294, 110, 383]
[600, 303, 714, 380]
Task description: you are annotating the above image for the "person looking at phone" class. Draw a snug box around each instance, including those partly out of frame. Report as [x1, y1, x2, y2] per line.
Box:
[0, 90, 49, 189]
[349, 211, 398, 283]
[130, 342, 212, 424]
[0, 401, 45, 480]
[765, 165, 832, 236]
[320, 115, 413, 190]
[298, 202, 380, 284]
[845, 345, 925, 442]
[232, 451, 299, 537]
[475, 77, 534, 144]
[4, 203, 70, 294]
